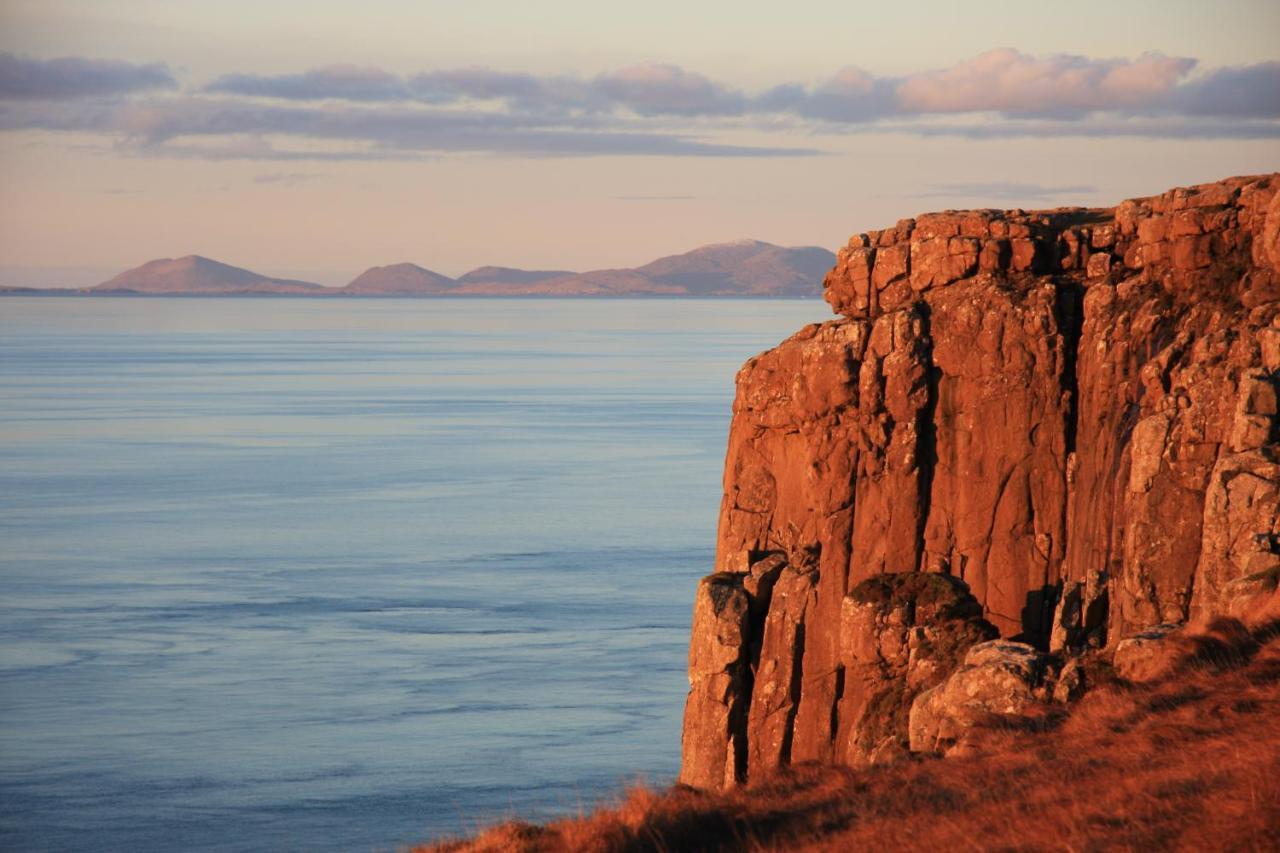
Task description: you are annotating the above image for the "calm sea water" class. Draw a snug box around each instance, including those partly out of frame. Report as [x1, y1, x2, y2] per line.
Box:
[0, 297, 826, 852]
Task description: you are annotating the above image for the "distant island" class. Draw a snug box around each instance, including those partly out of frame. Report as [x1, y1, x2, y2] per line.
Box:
[3, 240, 835, 298]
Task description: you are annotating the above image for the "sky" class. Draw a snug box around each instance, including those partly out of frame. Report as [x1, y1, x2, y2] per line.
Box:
[0, 0, 1278, 285]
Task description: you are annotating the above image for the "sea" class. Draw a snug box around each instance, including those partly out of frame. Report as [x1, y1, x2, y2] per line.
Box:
[0, 296, 827, 852]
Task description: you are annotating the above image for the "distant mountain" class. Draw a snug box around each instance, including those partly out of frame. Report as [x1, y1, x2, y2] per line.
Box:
[454, 266, 575, 286]
[337, 263, 578, 295]
[40, 240, 836, 299]
[450, 269, 680, 296]
[342, 263, 454, 295]
[443, 240, 835, 296]
[93, 256, 325, 294]
[634, 240, 836, 296]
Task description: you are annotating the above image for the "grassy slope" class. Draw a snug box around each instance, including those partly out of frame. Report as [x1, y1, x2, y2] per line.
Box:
[423, 619, 1280, 852]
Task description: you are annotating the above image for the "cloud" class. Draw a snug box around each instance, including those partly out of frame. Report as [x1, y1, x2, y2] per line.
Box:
[120, 138, 429, 162]
[187, 51, 1280, 128]
[2, 50, 1278, 160]
[0, 53, 177, 100]
[896, 116, 1280, 140]
[186, 50, 1280, 131]
[895, 49, 1197, 117]
[253, 171, 323, 185]
[757, 67, 898, 122]
[408, 67, 560, 105]
[913, 181, 1098, 202]
[1173, 61, 1280, 118]
[206, 62, 749, 118]
[0, 96, 819, 159]
[207, 64, 407, 101]
[594, 63, 745, 117]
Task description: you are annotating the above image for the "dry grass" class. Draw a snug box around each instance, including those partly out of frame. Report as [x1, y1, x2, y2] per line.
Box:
[420, 619, 1280, 853]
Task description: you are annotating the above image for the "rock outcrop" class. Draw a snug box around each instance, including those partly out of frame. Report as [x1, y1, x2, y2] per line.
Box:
[908, 639, 1045, 757]
[832, 573, 997, 767]
[681, 174, 1280, 787]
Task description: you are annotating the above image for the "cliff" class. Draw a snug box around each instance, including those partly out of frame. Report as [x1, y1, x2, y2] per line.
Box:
[680, 173, 1280, 788]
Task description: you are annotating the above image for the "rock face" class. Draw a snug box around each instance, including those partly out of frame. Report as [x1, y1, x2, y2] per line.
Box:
[680, 572, 753, 789]
[681, 174, 1280, 787]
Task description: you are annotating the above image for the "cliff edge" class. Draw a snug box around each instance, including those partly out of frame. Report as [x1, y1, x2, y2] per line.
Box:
[681, 173, 1280, 788]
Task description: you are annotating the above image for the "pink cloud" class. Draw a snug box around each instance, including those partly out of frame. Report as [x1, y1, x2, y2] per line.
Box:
[895, 48, 1197, 115]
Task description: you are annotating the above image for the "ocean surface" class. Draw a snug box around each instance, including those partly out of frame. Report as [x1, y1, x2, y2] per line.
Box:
[0, 296, 827, 852]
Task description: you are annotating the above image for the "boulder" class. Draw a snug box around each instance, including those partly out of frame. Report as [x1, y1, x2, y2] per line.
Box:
[1052, 657, 1086, 704]
[908, 640, 1046, 756]
[1111, 623, 1183, 682]
[835, 573, 997, 765]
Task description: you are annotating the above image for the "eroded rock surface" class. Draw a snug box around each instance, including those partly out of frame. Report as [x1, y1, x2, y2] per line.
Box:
[836, 573, 997, 765]
[908, 640, 1046, 756]
[679, 573, 750, 789]
[682, 174, 1280, 787]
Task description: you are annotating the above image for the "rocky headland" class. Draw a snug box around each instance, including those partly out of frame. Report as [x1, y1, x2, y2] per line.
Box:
[423, 173, 1280, 851]
[679, 172, 1280, 789]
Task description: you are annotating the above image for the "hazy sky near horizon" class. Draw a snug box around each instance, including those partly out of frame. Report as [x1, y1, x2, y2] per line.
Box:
[1, 0, 1278, 283]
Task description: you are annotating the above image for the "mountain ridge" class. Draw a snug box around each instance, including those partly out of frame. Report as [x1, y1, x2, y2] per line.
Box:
[11, 241, 837, 297]
[93, 255, 327, 294]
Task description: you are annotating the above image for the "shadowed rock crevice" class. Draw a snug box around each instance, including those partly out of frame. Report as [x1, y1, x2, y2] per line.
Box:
[777, 621, 805, 766]
[914, 303, 940, 571]
[1054, 278, 1084, 462]
[683, 173, 1280, 787]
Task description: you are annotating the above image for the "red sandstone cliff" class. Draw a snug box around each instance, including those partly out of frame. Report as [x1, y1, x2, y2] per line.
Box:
[680, 173, 1280, 789]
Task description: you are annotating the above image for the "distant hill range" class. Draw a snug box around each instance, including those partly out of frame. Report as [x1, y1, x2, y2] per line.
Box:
[12, 240, 835, 298]
[93, 255, 329, 295]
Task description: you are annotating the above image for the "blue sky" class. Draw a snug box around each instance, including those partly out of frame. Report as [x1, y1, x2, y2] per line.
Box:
[1, 0, 1277, 282]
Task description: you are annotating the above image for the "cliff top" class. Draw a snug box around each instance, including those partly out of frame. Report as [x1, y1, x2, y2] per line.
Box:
[825, 172, 1279, 318]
